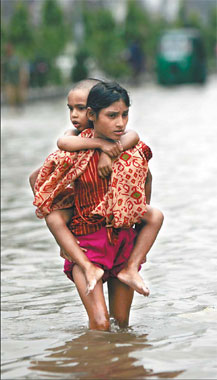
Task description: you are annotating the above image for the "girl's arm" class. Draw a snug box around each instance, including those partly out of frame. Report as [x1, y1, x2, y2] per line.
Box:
[145, 169, 152, 204]
[97, 153, 113, 178]
[135, 169, 152, 233]
[29, 167, 41, 194]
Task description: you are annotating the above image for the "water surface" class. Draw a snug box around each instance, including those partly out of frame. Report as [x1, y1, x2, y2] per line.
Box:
[2, 77, 217, 379]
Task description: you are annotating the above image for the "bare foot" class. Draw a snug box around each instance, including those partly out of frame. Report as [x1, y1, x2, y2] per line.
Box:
[84, 263, 104, 295]
[117, 268, 150, 296]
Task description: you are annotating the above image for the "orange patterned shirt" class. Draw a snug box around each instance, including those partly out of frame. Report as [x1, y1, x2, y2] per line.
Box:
[34, 129, 152, 241]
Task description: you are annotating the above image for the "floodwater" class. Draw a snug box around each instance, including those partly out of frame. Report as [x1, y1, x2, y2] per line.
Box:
[1, 76, 217, 379]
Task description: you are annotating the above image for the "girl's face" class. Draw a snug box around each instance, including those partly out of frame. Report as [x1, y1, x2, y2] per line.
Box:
[67, 88, 89, 132]
[89, 99, 129, 141]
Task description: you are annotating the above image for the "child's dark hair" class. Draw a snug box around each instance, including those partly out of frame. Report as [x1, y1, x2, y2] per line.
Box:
[86, 81, 130, 118]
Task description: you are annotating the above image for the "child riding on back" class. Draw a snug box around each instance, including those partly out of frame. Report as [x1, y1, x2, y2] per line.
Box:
[29, 78, 143, 293]
[30, 79, 163, 298]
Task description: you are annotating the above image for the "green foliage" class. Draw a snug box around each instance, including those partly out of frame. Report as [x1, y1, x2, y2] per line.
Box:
[2, 0, 216, 86]
[82, 7, 130, 78]
[145, 17, 168, 68]
[175, 2, 203, 30]
[174, 1, 217, 66]
[71, 47, 89, 82]
[124, 0, 167, 70]
[1, 22, 7, 56]
[36, 0, 69, 61]
[49, 65, 63, 85]
[174, 0, 187, 28]
[33, 0, 70, 85]
[204, 6, 217, 59]
[7, 1, 34, 59]
[124, 0, 150, 44]
[187, 10, 203, 29]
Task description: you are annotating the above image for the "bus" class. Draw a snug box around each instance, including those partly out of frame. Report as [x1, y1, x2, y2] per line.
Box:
[156, 29, 207, 85]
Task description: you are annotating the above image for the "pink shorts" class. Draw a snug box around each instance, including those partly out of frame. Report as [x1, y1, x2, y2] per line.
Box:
[64, 226, 137, 283]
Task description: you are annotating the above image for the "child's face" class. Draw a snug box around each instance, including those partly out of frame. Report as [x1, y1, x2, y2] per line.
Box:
[67, 88, 89, 132]
[91, 99, 129, 142]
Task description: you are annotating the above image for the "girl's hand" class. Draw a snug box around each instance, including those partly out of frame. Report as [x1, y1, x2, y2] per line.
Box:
[60, 248, 73, 262]
[97, 153, 113, 178]
[77, 240, 87, 253]
[100, 140, 123, 158]
[60, 241, 87, 262]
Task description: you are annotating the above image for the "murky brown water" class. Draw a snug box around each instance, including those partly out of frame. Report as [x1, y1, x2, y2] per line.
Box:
[2, 77, 217, 379]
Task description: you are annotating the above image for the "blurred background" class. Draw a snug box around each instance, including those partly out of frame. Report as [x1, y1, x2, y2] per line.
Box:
[1, 0, 217, 105]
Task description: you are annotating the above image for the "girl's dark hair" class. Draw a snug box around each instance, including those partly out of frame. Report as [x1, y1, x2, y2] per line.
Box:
[86, 81, 130, 116]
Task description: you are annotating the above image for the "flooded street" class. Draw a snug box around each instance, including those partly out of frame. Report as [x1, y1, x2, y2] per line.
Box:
[2, 76, 217, 379]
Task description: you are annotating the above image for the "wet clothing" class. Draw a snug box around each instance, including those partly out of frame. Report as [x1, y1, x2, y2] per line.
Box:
[33, 128, 152, 280]
[69, 150, 108, 237]
[64, 226, 138, 283]
[34, 129, 152, 235]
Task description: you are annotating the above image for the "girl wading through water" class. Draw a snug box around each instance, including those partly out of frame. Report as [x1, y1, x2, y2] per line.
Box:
[30, 78, 143, 294]
[33, 81, 163, 330]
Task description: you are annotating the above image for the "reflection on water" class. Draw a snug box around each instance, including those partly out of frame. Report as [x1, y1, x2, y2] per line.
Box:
[29, 330, 183, 379]
[2, 77, 217, 379]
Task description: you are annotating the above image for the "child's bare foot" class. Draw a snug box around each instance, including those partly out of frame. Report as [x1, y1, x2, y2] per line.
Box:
[84, 263, 104, 295]
[117, 267, 150, 296]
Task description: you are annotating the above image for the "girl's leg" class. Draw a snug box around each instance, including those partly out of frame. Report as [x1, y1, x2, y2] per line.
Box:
[45, 209, 104, 294]
[73, 264, 110, 331]
[107, 278, 134, 328]
[117, 206, 164, 296]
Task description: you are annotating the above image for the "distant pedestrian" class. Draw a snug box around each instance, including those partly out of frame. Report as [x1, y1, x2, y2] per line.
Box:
[2, 43, 29, 107]
[128, 39, 145, 83]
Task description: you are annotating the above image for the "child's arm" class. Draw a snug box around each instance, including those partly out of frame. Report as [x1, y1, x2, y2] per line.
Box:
[57, 129, 140, 178]
[63, 128, 80, 136]
[120, 129, 139, 150]
[57, 129, 139, 156]
[57, 135, 122, 157]
[97, 130, 140, 178]
[29, 167, 41, 194]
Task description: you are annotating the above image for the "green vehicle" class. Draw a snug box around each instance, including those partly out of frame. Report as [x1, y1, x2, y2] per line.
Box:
[156, 29, 206, 85]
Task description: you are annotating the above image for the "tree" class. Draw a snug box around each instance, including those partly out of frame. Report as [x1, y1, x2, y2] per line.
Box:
[124, 0, 150, 44]
[1, 22, 7, 56]
[37, 0, 68, 61]
[81, 5, 129, 78]
[34, 0, 69, 84]
[124, 0, 167, 72]
[174, 1, 217, 69]
[204, 6, 217, 64]
[7, 1, 34, 59]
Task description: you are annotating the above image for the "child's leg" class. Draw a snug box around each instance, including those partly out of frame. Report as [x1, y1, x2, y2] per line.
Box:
[73, 264, 110, 331]
[45, 209, 104, 294]
[107, 277, 134, 328]
[117, 205, 164, 296]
